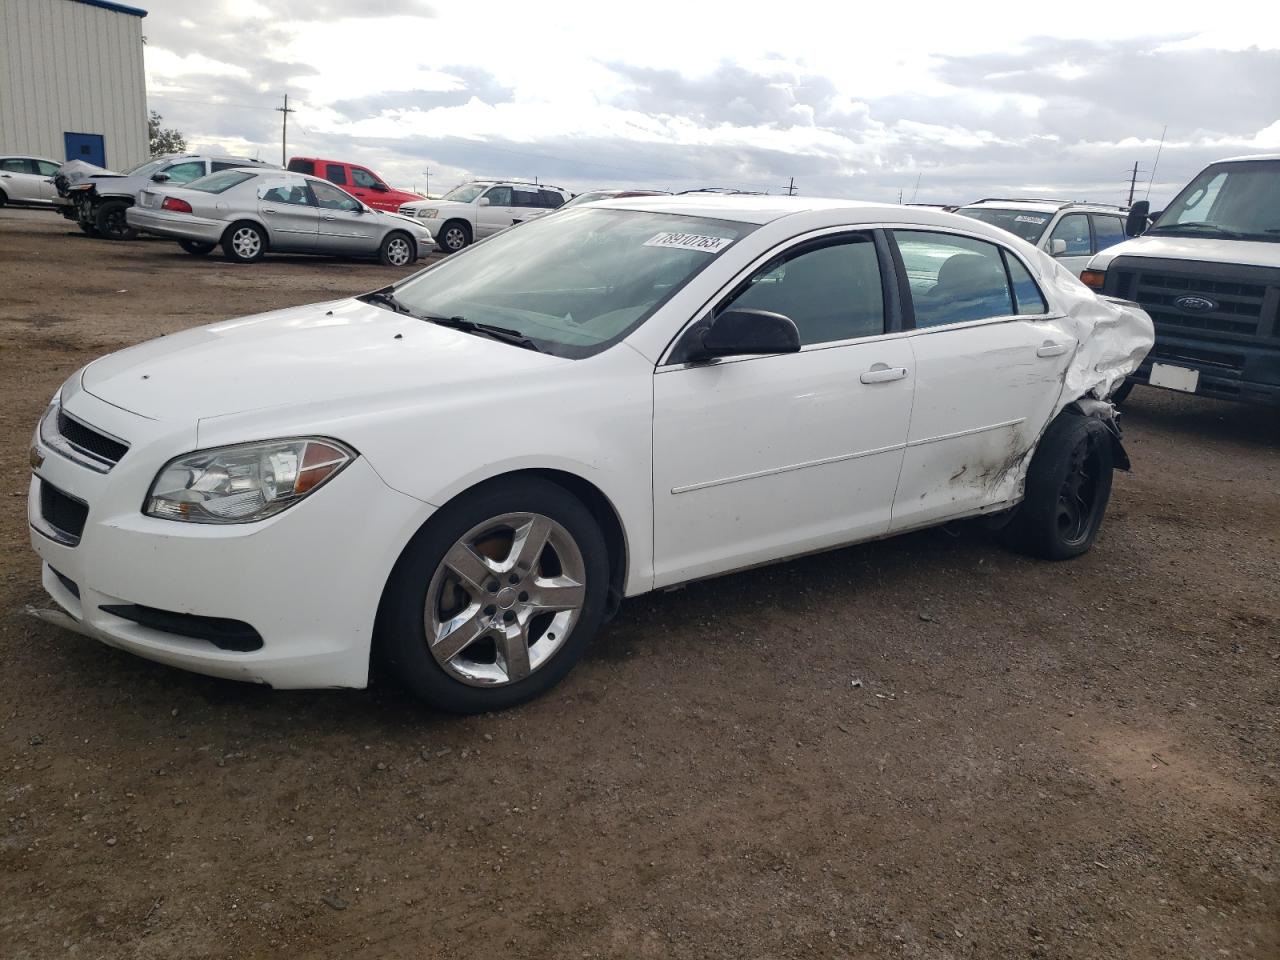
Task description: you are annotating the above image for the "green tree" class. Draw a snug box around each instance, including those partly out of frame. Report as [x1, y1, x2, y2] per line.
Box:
[148, 111, 187, 156]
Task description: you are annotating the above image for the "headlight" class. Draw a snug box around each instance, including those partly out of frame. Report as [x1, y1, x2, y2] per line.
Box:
[144, 438, 355, 524]
[419, 208, 438, 219]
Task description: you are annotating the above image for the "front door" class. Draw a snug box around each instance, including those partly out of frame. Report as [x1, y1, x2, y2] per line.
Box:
[652, 232, 915, 587]
[309, 179, 378, 255]
[256, 178, 319, 251]
[0, 158, 41, 202]
[477, 186, 518, 237]
[64, 132, 105, 167]
[1046, 213, 1093, 276]
[887, 229, 1077, 531]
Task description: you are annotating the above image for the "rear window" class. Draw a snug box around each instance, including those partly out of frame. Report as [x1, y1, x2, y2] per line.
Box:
[287, 159, 315, 175]
[185, 170, 255, 194]
[540, 189, 565, 209]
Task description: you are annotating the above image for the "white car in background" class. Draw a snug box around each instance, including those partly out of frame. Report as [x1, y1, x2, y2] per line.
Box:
[398, 179, 570, 252]
[0, 155, 62, 208]
[28, 197, 1152, 714]
[956, 199, 1133, 276]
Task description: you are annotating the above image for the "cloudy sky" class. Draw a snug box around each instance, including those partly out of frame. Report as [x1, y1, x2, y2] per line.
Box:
[141, 0, 1280, 204]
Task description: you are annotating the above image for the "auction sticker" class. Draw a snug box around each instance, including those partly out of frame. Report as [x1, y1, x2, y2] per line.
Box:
[644, 232, 733, 253]
[1014, 215, 1048, 224]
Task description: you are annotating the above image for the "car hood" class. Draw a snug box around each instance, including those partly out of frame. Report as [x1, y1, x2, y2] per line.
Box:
[80, 298, 563, 422]
[1090, 233, 1280, 271]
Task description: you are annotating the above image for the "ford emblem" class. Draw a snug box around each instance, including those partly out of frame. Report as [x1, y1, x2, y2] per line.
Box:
[1174, 295, 1217, 313]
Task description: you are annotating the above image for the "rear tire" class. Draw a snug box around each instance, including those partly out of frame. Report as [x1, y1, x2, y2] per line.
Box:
[1002, 412, 1114, 560]
[377, 478, 609, 713]
[379, 231, 414, 266]
[95, 200, 137, 240]
[437, 220, 471, 254]
[0, 189, 7, 207]
[222, 221, 266, 263]
[179, 239, 215, 256]
[77, 221, 99, 237]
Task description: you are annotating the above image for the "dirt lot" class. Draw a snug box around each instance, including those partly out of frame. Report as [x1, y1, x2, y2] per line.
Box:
[0, 207, 1276, 959]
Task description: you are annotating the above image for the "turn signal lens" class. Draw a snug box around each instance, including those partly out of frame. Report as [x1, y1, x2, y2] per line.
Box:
[145, 438, 355, 524]
[161, 196, 193, 213]
[1079, 269, 1106, 290]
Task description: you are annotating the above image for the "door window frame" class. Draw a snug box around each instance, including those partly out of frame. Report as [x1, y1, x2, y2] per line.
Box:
[1047, 212, 1094, 258]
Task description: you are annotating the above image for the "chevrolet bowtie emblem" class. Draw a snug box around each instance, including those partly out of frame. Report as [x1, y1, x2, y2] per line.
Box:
[29, 446, 44, 470]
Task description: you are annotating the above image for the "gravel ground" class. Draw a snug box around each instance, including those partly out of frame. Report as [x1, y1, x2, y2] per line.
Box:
[1, 207, 1276, 960]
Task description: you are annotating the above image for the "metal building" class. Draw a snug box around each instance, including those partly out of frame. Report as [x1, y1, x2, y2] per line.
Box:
[0, 0, 148, 170]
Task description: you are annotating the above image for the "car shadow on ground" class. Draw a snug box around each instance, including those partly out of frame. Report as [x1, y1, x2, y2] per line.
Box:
[1118, 386, 1280, 448]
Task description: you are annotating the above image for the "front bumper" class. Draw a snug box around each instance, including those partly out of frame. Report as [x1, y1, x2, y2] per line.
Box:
[1130, 332, 1280, 405]
[126, 206, 226, 244]
[28, 388, 432, 689]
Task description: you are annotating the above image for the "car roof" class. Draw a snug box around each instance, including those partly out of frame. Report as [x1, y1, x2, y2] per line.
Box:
[1212, 153, 1280, 164]
[593, 194, 983, 226]
[960, 198, 1126, 213]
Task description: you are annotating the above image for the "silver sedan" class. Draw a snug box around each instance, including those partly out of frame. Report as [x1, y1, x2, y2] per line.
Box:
[125, 169, 433, 266]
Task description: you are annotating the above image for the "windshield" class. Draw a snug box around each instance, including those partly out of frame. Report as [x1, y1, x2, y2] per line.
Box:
[955, 207, 1052, 244]
[390, 207, 753, 358]
[1149, 159, 1280, 241]
[121, 158, 167, 177]
[185, 170, 255, 194]
[440, 183, 486, 203]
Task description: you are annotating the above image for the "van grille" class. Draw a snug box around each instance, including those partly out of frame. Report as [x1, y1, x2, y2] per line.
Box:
[1109, 257, 1279, 343]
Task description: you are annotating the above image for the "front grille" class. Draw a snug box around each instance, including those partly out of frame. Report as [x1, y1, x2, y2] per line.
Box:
[99, 604, 264, 652]
[39, 481, 88, 545]
[54, 408, 128, 469]
[1110, 257, 1280, 343]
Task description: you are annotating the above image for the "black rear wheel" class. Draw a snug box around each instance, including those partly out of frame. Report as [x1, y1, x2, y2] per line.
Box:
[1002, 413, 1114, 560]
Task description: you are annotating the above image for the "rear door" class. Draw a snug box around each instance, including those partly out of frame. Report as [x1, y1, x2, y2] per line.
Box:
[510, 186, 550, 225]
[256, 177, 319, 251]
[309, 179, 378, 255]
[1090, 214, 1126, 255]
[888, 230, 1076, 531]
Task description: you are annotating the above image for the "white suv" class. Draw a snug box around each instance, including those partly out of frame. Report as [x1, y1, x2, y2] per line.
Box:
[398, 180, 570, 252]
[956, 199, 1132, 276]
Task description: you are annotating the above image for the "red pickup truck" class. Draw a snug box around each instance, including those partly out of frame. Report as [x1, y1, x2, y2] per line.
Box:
[286, 157, 424, 213]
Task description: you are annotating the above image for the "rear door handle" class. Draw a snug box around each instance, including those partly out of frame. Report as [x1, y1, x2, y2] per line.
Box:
[1036, 341, 1068, 358]
[860, 364, 909, 384]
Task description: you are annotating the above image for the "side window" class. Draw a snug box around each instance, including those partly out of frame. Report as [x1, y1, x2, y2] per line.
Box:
[1003, 252, 1047, 315]
[258, 181, 313, 205]
[721, 234, 885, 346]
[484, 186, 512, 206]
[210, 160, 245, 173]
[351, 167, 379, 189]
[0, 158, 30, 173]
[325, 164, 347, 185]
[511, 188, 541, 208]
[1049, 214, 1091, 256]
[893, 230, 1015, 328]
[36, 160, 61, 176]
[1091, 215, 1126, 252]
[540, 189, 565, 209]
[310, 179, 361, 212]
[163, 161, 206, 184]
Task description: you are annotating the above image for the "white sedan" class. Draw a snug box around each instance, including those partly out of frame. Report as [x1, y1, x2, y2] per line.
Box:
[28, 197, 1153, 713]
[0, 155, 62, 208]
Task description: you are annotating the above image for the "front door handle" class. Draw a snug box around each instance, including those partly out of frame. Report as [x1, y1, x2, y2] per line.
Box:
[262, 208, 276, 215]
[860, 364, 909, 384]
[1036, 341, 1068, 358]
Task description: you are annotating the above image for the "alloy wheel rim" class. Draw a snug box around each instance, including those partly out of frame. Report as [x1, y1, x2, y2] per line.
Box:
[232, 228, 260, 258]
[444, 228, 465, 250]
[424, 512, 586, 687]
[387, 238, 410, 265]
[1056, 434, 1102, 545]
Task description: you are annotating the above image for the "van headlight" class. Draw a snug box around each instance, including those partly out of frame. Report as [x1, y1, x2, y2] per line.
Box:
[144, 438, 355, 523]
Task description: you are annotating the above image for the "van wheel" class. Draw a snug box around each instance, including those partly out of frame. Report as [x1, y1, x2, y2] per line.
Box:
[377, 478, 609, 713]
[379, 231, 414, 266]
[222, 222, 266, 263]
[1109, 379, 1135, 405]
[1002, 413, 1114, 560]
[179, 239, 215, 256]
[95, 200, 137, 240]
[438, 220, 471, 253]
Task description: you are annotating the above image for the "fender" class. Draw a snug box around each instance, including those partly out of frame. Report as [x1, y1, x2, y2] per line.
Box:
[1071, 397, 1131, 471]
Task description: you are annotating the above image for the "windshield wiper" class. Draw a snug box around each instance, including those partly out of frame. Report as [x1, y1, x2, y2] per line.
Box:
[360, 288, 412, 314]
[420, 314, 543, 352]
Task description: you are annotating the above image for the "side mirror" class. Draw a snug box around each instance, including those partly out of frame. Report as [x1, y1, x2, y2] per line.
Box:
[371, 182, 389, 192]
[689, 309, 801, 362]
[1049, 238, 1068, 256]
[477, 197, 490, 206]
[151, 172, 170, 182]
[1125, 200, 1150, 237]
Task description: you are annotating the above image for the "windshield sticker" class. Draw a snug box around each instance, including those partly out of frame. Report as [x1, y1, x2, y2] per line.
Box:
[644, 232, 734, 253]
[1014, 215, 1048, 224]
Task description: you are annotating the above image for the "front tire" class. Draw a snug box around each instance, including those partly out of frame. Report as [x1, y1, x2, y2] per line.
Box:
[179, 239, 215, 256]
[437, 220, 471, 254]
[377, 478, 609, 713]
[77, 221, 99, 237]
[222, 222, 266, 263]
[1003, 412, 1114, 560]
[95, 200, 137, 240]
[379, 231, 414, 266]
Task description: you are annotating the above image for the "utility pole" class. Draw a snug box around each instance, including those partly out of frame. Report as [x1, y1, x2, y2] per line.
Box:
[275, 94, 296, 166]
[898, 188, 903, 204]
[1127, 161, 1140, 206]
[786, 176, 796, 196]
